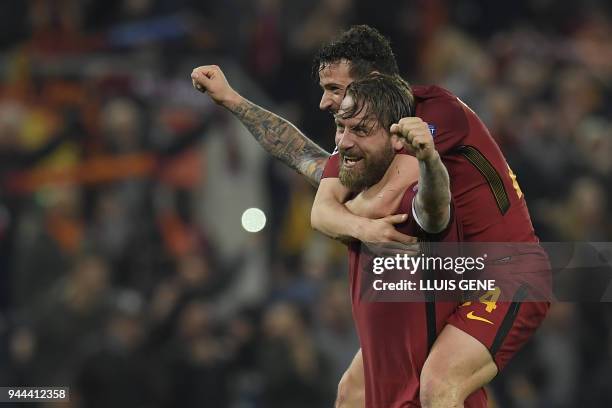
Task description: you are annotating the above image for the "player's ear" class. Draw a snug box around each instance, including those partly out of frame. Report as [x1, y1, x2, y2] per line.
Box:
[390, 134, 404, 152]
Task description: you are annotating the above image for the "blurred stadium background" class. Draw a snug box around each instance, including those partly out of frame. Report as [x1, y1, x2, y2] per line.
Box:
[0, 0, 611, 407]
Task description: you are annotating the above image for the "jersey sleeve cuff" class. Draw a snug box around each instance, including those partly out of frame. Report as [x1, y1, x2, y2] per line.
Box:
[411, 197, 451, 234]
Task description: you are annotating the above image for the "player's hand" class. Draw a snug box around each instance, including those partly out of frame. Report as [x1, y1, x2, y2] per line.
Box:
[357, 214, 417, 246]
[191, 65, 239, 107]
[390, 117, 436, 162]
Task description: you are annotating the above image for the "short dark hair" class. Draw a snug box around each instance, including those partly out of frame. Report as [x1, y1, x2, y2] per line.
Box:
[312, 25, 400, 82]
[339, 73, 414, 133]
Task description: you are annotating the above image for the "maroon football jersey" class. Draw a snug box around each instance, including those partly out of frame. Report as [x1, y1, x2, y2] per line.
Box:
[322, 85, 543, 407]
[322, 85, 538, 243]
[348, 184, 487, 407]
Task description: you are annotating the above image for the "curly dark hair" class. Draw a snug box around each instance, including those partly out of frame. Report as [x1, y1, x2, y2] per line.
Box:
[339, 73, 414, 133]
[312, 25, 400, 82]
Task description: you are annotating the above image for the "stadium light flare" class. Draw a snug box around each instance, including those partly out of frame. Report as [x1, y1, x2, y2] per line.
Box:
[241, 207, 266, 233]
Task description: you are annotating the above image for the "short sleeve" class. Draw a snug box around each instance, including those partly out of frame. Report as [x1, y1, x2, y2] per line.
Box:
[398, 184, 459, 241]
[412, 198, 452, 236]
[415, 201, 459, 242]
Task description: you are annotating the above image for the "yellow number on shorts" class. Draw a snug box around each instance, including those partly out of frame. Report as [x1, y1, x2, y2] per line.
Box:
[478, 287, 501, 313]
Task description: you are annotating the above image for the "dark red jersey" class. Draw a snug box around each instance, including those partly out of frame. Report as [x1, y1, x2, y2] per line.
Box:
[348, 184, 487, 407]
[322, 85, 538, 243]
[322, 85, 550, 406]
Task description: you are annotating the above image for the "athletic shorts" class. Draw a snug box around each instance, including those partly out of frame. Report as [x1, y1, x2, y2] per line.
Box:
[446, 253, 551, 370]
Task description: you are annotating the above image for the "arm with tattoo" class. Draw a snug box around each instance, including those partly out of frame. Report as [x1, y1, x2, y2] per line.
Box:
[190, 64, 421, 244]
[229, 98, 330, 186]
[191, 65, 329, 186]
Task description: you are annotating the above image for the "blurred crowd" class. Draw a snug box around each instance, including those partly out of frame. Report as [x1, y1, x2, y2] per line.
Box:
[0, 0, 611, 407]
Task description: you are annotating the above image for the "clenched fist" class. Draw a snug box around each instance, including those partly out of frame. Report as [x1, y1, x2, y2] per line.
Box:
[191, 65, 240, 108]
[390, 117, 437, 162]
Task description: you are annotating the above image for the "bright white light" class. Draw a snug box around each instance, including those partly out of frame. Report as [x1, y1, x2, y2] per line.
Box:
[241, 208, 266, 233]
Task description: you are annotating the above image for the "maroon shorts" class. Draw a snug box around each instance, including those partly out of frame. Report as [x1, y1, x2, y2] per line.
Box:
[446, 253, 551, 370]
[448, 300, 549, 370]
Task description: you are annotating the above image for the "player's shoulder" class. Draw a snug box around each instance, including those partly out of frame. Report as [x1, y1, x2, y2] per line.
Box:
[412, 84, 464, 113]
[412, 85, 468, 134]
[411, 84, 458, 102]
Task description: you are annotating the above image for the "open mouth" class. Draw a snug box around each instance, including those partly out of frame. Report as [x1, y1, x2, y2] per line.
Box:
[341, 155, 363, 169]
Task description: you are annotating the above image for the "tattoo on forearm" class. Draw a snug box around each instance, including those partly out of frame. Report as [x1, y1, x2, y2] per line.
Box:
[231, 99, 330, 187]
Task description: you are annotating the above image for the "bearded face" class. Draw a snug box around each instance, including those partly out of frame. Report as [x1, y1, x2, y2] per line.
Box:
[338, 135, 395, 191]
[335, 96, 396, 192]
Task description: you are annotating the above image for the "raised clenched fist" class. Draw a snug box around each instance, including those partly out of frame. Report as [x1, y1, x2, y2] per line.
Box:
[191, 65, 239, 107]
[390, 117, 437, 162]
